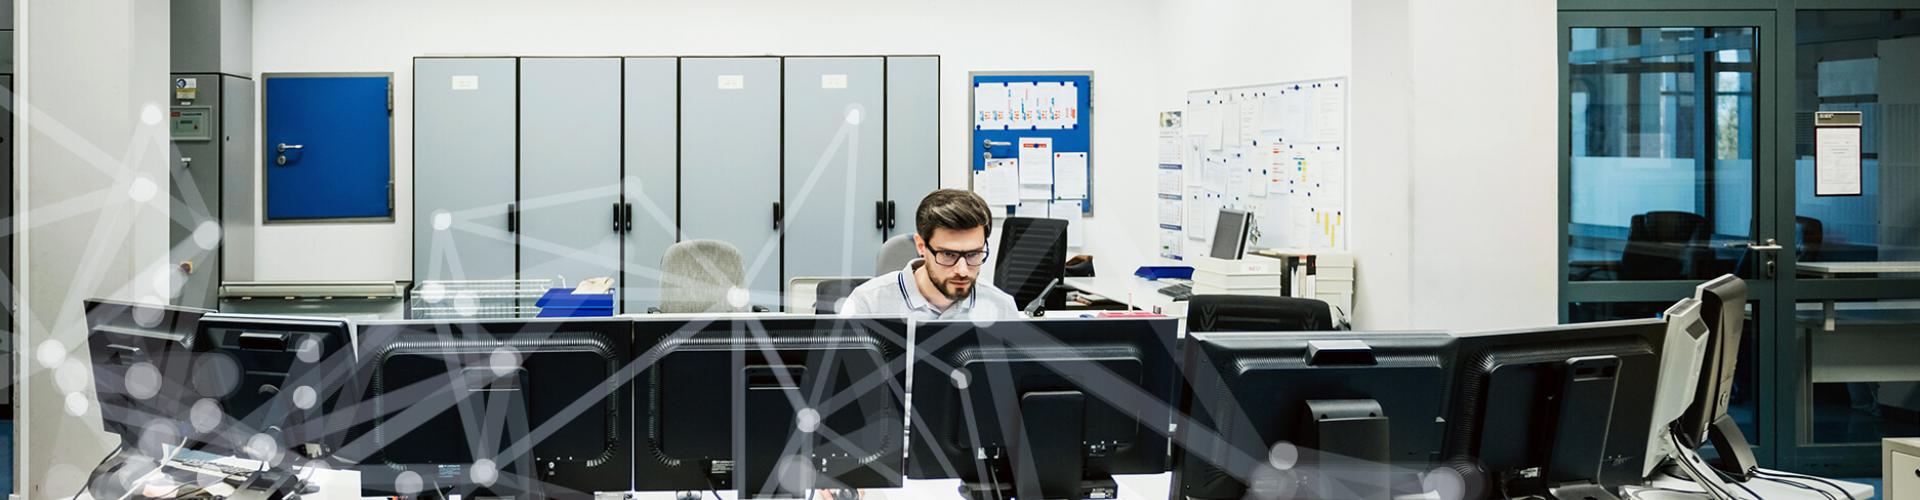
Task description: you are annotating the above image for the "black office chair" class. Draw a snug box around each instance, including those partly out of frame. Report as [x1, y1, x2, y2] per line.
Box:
[1186, 295, 1337, 332]
[812, 278, 868, 314]
[994, 217, 1069, 312]
[1619, 211, 1712, 281]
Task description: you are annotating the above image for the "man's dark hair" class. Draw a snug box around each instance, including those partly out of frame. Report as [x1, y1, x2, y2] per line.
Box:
[916, 189, 994, 242]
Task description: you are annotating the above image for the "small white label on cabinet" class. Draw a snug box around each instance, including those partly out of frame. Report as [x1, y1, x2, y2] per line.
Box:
[451, 75, 480, 90]
[718, 75, 746, 90]
[822, 74, 849, 89]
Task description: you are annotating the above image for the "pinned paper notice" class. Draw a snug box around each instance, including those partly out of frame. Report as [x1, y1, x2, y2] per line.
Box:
[1814, 112, 1863, 197]
[1051, 199, 1086, 248]
[974, 159, 1020, 206]
[1018, 138, 1054, 184]
[1054, 152, 1089, 200]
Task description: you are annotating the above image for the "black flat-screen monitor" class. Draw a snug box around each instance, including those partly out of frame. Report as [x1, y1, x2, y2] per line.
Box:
[350, 318, 636, 500]
[1677, 274, 1757, 479]
[633, 315, 910, 498]
[84, 299, 212, 458]
[907, 317, 1180, 500]
[1443, 318, 1667, 499]
[184, 314, 356, 466]
[1210, 209, 1253, 259]
[1173, 331, 1456, 500]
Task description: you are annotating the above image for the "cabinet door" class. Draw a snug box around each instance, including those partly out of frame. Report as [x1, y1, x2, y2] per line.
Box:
[681, 57, 782, 309]
[784, 57, 885, 281]
[624, 57, 678, 313]
[886, 56, 940, 238]
[519, 58, 623, 289]
[169, 74, 224, 309]
[414, 58, 518, 283]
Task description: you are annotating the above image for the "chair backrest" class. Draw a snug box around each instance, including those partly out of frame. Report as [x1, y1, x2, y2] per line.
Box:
[659, 240, 748, 313]
[994, 217, 1069, 311]
[812, 278, 869, 314]
[1620, 211, 1710, 280]
[1186, 295, 1336, 332]
[877, 233, 920, 275]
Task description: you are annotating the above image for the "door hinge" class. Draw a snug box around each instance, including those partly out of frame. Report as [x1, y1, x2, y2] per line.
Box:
[389, 181, 395, 210]
[388, 81, 395, 114]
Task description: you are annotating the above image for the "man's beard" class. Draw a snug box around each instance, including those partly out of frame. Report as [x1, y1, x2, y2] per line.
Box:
[932, 274, 974, 301]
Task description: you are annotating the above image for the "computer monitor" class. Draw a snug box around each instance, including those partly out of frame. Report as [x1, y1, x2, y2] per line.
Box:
[350, 318, 637, 500]
[1172, 331, 1456, 500]
[84, 299, 213, 458]
[907, 317, 1180, 500]
[184, 313, 357, 466]
[994, 217, 1069, 311]
[1677, 274, 1757, 480]
[1443, 319, 1668, 499]
[1210, 209, 1252, 259]
[1641, 299, 1710, 478]
[633, 315, 910, 498]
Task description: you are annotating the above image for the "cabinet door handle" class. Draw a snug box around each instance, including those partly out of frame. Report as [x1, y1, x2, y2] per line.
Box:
[876, 201, 888, 230]
[887, 201, 898, 229]
[507, 203, 518, 233]
[773, 202, 784, 231]
[624, 203, 634, 232]
[613, 203, 624, 233]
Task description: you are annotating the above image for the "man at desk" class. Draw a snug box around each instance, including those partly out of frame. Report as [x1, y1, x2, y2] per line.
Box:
[843, 189, 1021, 320]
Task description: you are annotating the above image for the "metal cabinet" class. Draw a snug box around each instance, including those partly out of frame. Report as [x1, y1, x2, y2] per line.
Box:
[414, 58, 518, 283]
[623, 57, 679, 312]
[681, 57, 784, 309]
[885, 56, 941, 237]
[783, 57, 886, 279]
[518, 58, 623, 289]
[168, 73, 250, 309]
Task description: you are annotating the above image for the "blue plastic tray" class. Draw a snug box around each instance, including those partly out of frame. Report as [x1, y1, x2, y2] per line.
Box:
[535, 288, 616, 317]
[1133, 266, 1194, 280]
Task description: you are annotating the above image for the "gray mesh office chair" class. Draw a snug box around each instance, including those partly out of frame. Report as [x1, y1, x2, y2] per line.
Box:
[876, 234, 920, 274]
[655, 240, 754, 313]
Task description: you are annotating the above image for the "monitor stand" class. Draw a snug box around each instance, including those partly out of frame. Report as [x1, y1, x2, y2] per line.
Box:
[1543, 356, 1622, 500]
[1299, 400, 1392, 500]
[959, 391, 1116, 500]
[1704, 414, 1757, 482]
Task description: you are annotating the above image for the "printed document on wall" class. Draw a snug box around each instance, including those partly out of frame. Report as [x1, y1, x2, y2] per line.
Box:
[1007, 82, 1036, 129]
[1311, 86, 1346, 143]
[1018, 137, 1054, 184]
[1053, 152, 1089, 200]
[1157, 165, 1183, 196]
[1158, 194, 1183, 227]
[976, 159, 1020, 206]
[1187, 188, 1222, 241]
[1015, 199, 1049, 219]
[1051, 199, 1086, 247]
[1815, 127, 1862, 196]
[974, 83, 1009, 130]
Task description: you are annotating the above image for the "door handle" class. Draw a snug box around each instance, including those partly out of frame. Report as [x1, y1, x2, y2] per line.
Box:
[613, 203, 624, 233]
[1727, 238, 1784, 252]
[275, 143, 304, 166]
[507, 203, 518, 233]
[886, 201, 897, 229]
[623, 203, 634, 232]
[773, 202, 784, 231]
[876, 201, 887, 230]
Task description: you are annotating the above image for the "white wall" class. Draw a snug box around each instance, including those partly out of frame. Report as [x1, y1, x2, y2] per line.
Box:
[17, 0, 174, 497]
[248, 0, 1166, 283]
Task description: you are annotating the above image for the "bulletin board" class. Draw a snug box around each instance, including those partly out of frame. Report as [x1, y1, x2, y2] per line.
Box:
[967, 72, 1095, 225]
[1165, 77, 1348, 260]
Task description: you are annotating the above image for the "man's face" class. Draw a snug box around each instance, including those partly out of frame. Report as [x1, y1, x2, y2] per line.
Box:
[916, 226, 989, 301]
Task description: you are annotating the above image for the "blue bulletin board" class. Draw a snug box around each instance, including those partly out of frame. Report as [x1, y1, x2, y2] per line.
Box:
[968, 72, 1094, 215]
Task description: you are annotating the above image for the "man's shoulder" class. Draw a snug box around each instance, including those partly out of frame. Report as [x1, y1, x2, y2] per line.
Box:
[851, 271, 907, 296]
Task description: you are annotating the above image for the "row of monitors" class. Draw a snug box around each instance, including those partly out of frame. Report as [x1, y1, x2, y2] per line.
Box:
[84, 278, 1745, 500]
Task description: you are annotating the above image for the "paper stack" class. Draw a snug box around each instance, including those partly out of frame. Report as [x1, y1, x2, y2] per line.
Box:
[1248, 250, 1355, 319]
[1187, 256, 1285, 297]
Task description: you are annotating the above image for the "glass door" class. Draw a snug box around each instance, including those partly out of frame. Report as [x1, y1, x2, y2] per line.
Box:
[1559, 11, 1781, 465]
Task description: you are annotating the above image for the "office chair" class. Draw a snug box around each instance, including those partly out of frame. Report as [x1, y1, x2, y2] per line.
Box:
[812, 278, 867, 314]
[1186, 295, 1337, 332]
[1618, 211, 1712, 281]
[876, 234, 919, 274]
[655, 240, 764, 313]
[994, 217, 1069, 312]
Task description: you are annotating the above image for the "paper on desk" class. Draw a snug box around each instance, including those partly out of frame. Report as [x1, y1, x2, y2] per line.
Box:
[1053, 152, 1089, 199]
[975, 159, 1019, 206]
[1051, 199, 1085, 248]
[1018, 137, 1053, 184]
[1311, 86, 1345, 143]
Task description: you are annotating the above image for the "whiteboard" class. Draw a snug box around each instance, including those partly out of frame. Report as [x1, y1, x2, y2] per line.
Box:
[1173, 77, 1348, 259]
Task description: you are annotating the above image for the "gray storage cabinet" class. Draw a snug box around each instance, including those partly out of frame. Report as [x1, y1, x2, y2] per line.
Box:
[885, 56, 941, 238]
[413, 57, 518, 283]
[784, 57, 886, 280]
[623, 57, 679, 312]
[681, 57, 784, 309]
[168, 74, 252, 309]
[519, 58, 623, 288]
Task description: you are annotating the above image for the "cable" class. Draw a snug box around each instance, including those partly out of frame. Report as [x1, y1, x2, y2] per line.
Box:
[1753, 475, 1834, 500]
[704, 473, 725, 500]
[1757, 470, 1853, 500]
[73, 443, 128, 500]
[1710, 466, 1763, 500]
[1666, 432, 1742, 500]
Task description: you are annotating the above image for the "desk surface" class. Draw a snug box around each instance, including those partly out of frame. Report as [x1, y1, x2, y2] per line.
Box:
[1631, 468, 1872, 499]
[1798, 261, 1920, 274]
[1063, 276, 1181, 314]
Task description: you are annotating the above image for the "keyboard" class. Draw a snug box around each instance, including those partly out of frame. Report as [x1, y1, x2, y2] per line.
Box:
[1156, 284, 1193, 301]
[168, 458, 258, 482]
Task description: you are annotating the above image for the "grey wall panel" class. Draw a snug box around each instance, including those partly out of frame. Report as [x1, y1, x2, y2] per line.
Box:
[624, 57, 678, 313]
[784, 57, 886, 280]
[220, 76, 255, 282]
[519, 58, 623, 289]
[1, 74, 11, 408]
[414, 58, 518, 283]
[681, 57, 782, 308]
[886, 56, 940, 238]
[170, 74, 224, 308]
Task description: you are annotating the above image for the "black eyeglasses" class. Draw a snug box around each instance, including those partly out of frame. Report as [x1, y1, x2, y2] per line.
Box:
[930, 248, 989, 267]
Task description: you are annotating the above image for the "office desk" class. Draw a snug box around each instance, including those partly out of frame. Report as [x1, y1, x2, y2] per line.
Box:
[80, 454, 360, 500]
[1063, 276, 1186, 317]
[1796, 261, 1920, 331]
[1624, 468, 1872, 499]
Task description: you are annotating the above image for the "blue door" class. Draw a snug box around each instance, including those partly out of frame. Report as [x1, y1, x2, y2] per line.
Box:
[263, 74, 393, 221]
